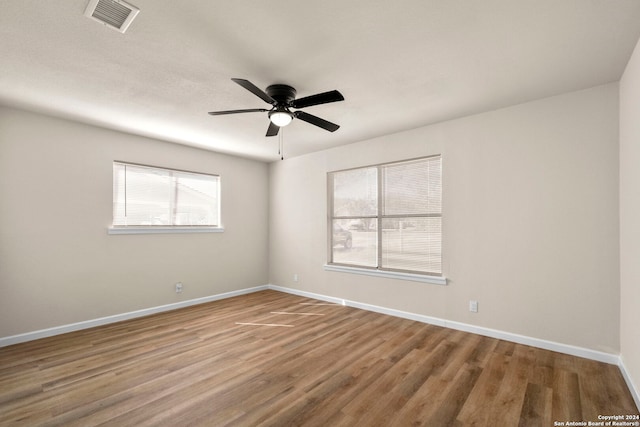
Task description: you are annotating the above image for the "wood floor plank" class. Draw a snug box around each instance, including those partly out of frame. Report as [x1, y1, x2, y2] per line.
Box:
[484, 346, 536, 426]
[552, 368, 583, 422]
[0, 290, 637, 426]
[423, 364, 483, 427]
[455, 352, 510, 426]
[518, 382, 553, 427]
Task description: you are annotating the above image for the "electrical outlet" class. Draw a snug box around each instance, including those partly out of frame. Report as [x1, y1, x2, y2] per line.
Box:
[293, 274, 299, 282]
[469, 300, 478, 313]
[175, 282, 183, 293]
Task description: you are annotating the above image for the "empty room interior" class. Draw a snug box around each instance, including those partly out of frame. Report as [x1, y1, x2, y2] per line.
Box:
[1, 1, 640, 425]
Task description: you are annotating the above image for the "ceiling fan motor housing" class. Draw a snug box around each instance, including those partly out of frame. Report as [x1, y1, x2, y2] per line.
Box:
[266, 84, 297, 105]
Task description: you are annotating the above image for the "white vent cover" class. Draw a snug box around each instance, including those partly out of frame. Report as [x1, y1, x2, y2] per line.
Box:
[84, 0, 139, 33]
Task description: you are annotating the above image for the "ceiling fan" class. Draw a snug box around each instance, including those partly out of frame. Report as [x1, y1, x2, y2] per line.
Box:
[208, 78, 345, 137]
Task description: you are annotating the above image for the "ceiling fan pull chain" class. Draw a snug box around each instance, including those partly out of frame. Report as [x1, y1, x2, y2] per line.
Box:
[279, 128, 285, 160]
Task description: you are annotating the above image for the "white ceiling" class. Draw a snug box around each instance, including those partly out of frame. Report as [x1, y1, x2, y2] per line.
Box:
[1, 1, 640, 162]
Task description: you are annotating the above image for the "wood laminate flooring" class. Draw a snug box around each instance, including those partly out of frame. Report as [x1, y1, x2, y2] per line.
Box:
[0, 290, 637, 426]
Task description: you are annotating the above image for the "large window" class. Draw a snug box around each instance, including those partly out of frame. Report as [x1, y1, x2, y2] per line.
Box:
[328, 156, 442, 276]
[112, 162, 221, 231]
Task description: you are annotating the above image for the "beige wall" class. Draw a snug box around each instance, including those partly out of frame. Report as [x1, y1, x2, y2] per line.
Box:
[0, 107, 269, 337]
[270, 83, 620, 353]
[620, 37, 640, 401]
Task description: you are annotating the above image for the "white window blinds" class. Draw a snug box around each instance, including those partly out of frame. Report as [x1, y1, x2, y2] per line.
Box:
[380, 157, 442, 274]
[329, 155, 442, 276]
[113, 162, 220, 227]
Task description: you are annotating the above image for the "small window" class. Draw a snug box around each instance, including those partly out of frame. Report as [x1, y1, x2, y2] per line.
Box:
[328, 156, 442, 276]
[111, 162, 221, 232]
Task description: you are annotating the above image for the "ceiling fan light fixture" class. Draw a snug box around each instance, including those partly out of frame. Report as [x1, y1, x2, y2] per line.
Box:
[269, 110, 293, 127]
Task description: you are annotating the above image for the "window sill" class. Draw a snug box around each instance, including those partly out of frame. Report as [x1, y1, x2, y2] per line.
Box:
[323, 264, 446, 285]
[108, 226, 224, 235]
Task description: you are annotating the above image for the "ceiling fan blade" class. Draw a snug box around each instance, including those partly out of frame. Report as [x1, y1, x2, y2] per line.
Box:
[208, 108, 268, 116]
[231, 78, 275, 104]
[292, 90, 344, 109]
[294, 111, 340, 132]
[266, 121, 280, 137]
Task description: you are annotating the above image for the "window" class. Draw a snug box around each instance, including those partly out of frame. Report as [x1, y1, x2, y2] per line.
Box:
[328, 156, 442, 278]
[111, 162, 221, 233]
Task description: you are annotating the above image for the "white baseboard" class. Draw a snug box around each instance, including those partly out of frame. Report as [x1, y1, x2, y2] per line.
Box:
[267, 284, 448, 326]
[619, 356, 640, 411]
[0, 283, 627, 370]
[267, 284, 620, 366]
[0, 285, 269, 348]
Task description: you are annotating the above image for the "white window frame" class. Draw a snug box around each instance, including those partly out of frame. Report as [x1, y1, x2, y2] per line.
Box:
[325, 155, 445, 285]
[108, 161, 223, 235]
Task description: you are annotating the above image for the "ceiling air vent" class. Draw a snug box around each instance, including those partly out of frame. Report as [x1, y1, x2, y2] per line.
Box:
[84, 0, 139, 33]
